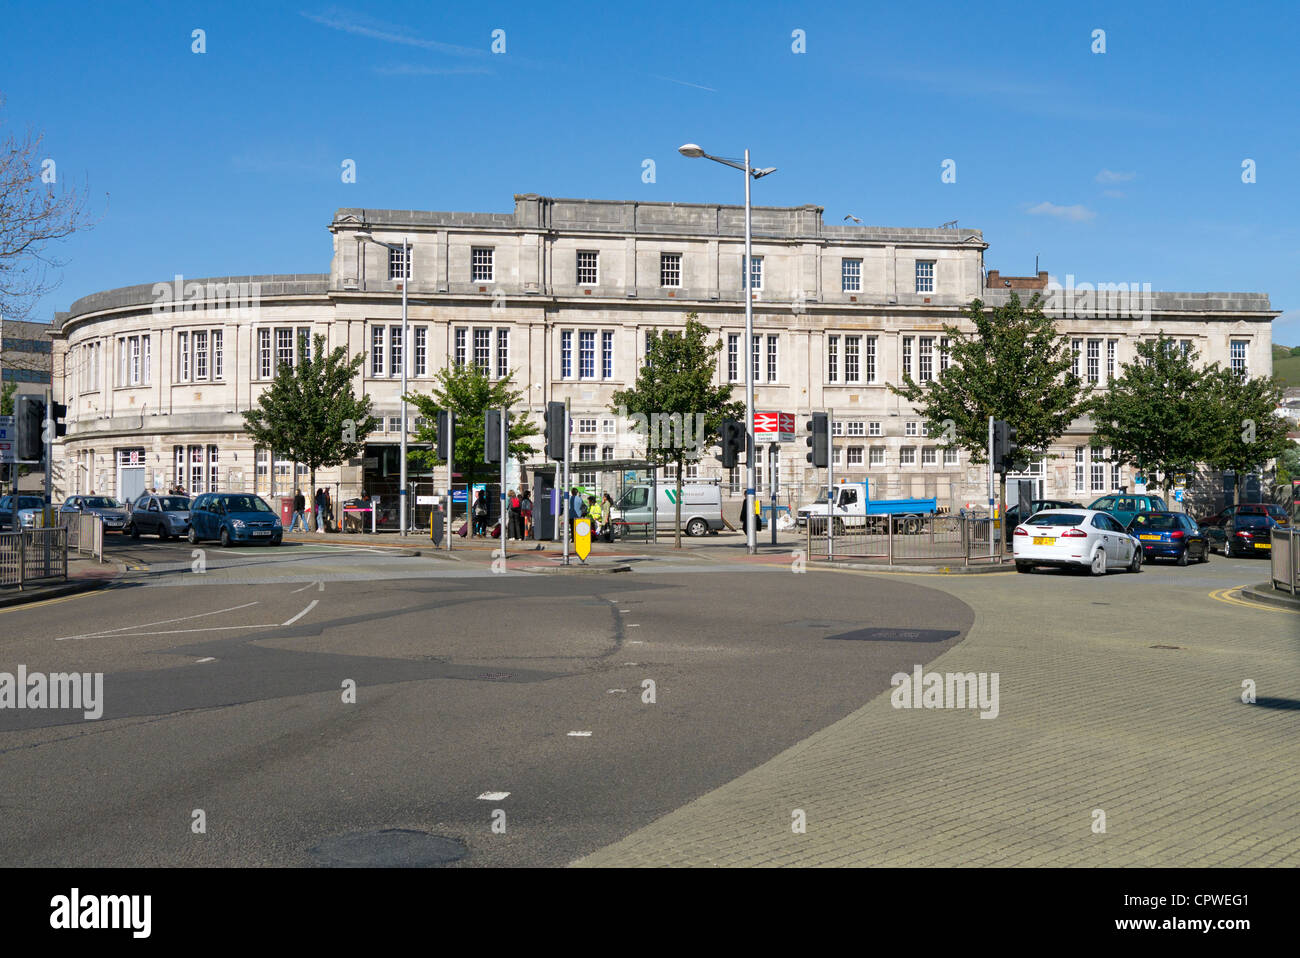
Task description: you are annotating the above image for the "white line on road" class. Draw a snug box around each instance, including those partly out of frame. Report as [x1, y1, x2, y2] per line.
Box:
[290, 581, 317, 594]
[628, 640, 643, 645]
[607, 689, 626, 694]
[627, 623, 640, 627]
[282, 599, 319, 626]
[196, 657, 215, 663]
[56, 601, 262, 641]
[567, 731, 592, 737]
[477, 791, 510, 800]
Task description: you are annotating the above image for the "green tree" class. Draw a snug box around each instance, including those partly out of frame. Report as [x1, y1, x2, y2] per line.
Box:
[889, 293, 1091, 510]
[1276, 442, 1300, 486]
[242, 333, 376, 501]
[611, 314, 743, 548]
[405, 362, 538, 489]
[0, 380, 15, 415]
[1089, 336, 1214, 500]
[1203, 368, 1293, 505]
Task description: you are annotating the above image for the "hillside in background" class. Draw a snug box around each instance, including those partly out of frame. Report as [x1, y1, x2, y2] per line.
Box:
[1275, 344, 1300, 386]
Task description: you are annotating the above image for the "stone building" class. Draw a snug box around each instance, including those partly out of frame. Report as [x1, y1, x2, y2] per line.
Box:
[45, 194, 1278, 519]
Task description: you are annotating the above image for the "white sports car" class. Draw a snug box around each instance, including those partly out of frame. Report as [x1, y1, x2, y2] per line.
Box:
[1012, 508, 1142, 575]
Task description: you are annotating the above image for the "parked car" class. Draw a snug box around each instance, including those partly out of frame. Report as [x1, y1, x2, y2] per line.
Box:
[0, 495, 47, 531]
[1003, 499, 1084, 543]
[1013, 508, 1142, 575]
[187, 493, 282, 547]
[1214, 513, 1274, 558]
[57, 495, 129, 534]
[126, 493, 192, 540]
[1198, 502, 1290, 535]
[1126, 511, 1208, 565]
[1087, 492, 1169, 529]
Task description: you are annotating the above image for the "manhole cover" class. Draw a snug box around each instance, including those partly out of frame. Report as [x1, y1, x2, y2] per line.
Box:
[309, 829, 467, 867]
[825, 628, 960, 643]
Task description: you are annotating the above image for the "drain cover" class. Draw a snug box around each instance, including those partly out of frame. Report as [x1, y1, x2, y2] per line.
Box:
[309, 829, 467, 867]
[825, 628, 960, 643]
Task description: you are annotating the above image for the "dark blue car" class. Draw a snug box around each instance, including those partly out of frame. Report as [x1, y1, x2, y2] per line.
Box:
[1125, 511, 1208, 565]
[187, 493, 282, 547]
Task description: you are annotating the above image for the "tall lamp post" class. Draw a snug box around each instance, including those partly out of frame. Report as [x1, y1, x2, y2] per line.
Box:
[357, 232, 411, 534]
[678, 143, 776, 555]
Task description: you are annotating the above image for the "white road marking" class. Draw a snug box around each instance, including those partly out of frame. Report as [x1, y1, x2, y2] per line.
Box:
[318, 580, 325, 592]
[627, 623, 640, 627]
[619, 609, 630, 613]
[290, 581, 316, 594]
[607, 689, 626, 694]
[282, 599, 319, 626]
[477, 791, 510, 801]
[628, 640, 643, 644]
[567, 731, 592, 737]
[196, 657, 215, 663]
[56, 601, 261, 641]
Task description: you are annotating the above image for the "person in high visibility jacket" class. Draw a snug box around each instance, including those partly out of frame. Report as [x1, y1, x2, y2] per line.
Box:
[587, 494, 603, 538]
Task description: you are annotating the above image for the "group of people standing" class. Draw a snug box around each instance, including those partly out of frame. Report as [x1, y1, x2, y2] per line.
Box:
[569, 488, 615, 542]
[290, 488, 333, 533]
[470, 488, 534, 539]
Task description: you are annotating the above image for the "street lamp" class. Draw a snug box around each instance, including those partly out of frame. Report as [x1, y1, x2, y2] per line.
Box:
[677, 143, 777, 555]
[356, 231, 412, 534]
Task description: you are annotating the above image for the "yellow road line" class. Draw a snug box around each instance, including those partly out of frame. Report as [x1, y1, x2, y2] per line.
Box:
[1207, 586, 1299, 614]
[0, 588, 106, 614]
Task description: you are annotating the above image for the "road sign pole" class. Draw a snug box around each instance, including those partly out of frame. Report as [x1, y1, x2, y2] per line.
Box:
[827, 407, 834, 562]
[982, 410, 993, 561]
[563, 401, 570, 567]
[447, 415, 454, 553]
[500, 410, 508, 566]
[770, 442, 778, 546]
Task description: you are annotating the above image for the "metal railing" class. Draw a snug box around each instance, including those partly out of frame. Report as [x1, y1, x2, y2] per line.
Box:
[1272, 527, 1299, 595]
[62, 512, 105, 563]
[0, 528, 69, 588]
[805, 513, 1006, 565]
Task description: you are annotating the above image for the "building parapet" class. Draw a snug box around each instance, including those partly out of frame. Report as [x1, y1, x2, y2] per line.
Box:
[54, 274, 331, 330]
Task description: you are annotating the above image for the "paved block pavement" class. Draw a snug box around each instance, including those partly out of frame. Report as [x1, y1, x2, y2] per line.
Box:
[575, 566, 1300, 866]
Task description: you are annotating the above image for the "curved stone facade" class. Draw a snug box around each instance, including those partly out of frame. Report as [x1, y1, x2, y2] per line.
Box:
[45, 195, 1278, 518]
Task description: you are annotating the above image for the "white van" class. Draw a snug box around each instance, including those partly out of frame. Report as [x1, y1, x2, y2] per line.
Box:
[614, 482, 723, 537]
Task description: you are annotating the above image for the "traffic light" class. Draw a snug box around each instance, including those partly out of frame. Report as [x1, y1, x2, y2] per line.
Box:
[16, 395, 45, 462]
[50, 402, 67, 439]
[992, 420, 1022, 473]
[485, 410, 504, 463]
[718, 418, 745, 469]
[805, 413, 828, 468]
[435, 410, 452, 460]
[544, 401, 567, 461]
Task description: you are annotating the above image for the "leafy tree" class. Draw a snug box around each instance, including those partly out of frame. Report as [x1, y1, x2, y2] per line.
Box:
[889, 292, 1091, 511]
[0, 380, 15, 415]
[1291, 345, 1300, 357]
[1089, 336, 1214, 499]
[1276, 442, 1300, 486]
[611, 314, 743, 548]
[1203, 368, 1292, 505]
[406, 362, 538, 488]
[242, 333, 376, 501]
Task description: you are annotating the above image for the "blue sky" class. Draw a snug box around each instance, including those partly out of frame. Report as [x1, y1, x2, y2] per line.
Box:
[5, 0, 1298, 344]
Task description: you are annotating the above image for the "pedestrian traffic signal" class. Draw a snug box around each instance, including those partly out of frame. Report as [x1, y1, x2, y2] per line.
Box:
[435, 410, 452, 460]
[992, 419, 1023, 473]
[544, 401, 567, 461]
[50, 402, 67, 439]
[718, 418, 745, 469]
[485, 410, 504, 463]
[15, 395, 45, 462]
[805, 413, 828, 468]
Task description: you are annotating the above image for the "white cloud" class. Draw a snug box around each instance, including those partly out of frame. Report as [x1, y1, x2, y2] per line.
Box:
[1027, 201, 1096, 222]
[1096, 169, 1137, 184]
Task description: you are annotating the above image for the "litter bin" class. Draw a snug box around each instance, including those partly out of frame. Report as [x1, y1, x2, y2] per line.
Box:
[431, 503, 445, 546]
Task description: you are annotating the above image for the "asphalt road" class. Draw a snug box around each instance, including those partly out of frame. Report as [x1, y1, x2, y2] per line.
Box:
[0, 539, 976, 866]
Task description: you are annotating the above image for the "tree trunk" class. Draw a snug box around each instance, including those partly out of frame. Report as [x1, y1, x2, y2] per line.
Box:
[310, 467, 316, 532]
[674, 457, 683, 549]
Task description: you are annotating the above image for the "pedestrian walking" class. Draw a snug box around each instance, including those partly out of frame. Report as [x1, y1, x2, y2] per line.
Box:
[601, 492, 616, 542]
[473, 490, 488, 537]
[588, 494, 603, 540]
[508, 489, 523, 540]
[292, 488, 307, 532]
[314, 488, 327, 533]
[520, 489, 533, 539]
[569, 487, 587, 540]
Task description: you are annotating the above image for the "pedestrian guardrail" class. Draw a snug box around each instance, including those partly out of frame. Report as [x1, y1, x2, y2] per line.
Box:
[1272, 527, 1299, 595]
[0, 528, 69, 589]
[61, 513, 104, 563]
[805, 514, 1006, 565]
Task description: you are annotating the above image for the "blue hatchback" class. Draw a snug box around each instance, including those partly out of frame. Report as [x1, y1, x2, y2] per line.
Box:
[187, 493, 283, 547]
[1125, 511, 1208, 565]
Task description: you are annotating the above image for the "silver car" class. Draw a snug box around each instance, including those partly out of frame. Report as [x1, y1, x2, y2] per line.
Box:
[126, 493, 192, 540]
[60, 495, 129, 534]
[0, 494, 47, 531]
